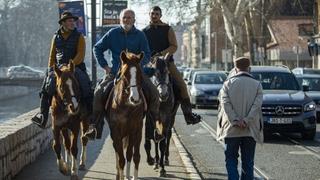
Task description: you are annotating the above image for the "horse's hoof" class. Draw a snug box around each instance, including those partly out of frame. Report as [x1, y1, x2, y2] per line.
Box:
[70, 175, 79, 180]
[153, 163, 159, 170]
[147, 157, 155, 166]
[159, 169, 166, 177]
[164, 159, 169, 166]
[59, 161, 70, 176]
[79, 164, 86, 171]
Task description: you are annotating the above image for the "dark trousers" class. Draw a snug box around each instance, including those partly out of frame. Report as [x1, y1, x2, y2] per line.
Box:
[92, 74, 160, 120]
[224, 137, 256, 180]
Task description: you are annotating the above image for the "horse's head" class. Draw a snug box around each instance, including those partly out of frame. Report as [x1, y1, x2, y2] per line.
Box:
[118, 51, 144, 106]
[153, 53, 171, 102]
[53, 61, 80, 115]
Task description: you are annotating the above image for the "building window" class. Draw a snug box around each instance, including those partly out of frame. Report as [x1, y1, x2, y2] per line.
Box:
[298, 23, 314, 36]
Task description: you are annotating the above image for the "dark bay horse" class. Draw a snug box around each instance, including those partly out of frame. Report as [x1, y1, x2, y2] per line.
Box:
[145, 54, 180, 177]
[104, 51, 147, 180]
[51, 62, 90, 180]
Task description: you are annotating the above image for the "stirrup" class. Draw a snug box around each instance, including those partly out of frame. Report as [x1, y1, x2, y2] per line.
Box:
[31, 113, 46, 129]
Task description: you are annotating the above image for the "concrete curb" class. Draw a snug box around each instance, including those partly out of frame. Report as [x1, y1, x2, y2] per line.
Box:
[172, 128, 202, 180]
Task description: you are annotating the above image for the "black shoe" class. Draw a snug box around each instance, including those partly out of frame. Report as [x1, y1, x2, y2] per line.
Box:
[84, 125, 97, 140]
[31, 113, 47, 129]
[186, 113, 202, 125]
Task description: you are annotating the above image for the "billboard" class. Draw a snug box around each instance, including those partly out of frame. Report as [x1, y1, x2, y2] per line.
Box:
[58, 1, 86, 36]
[102, 0, 127, 25]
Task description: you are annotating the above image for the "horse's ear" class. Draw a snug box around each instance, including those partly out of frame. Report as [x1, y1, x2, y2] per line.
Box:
[68, 60, 75, 73]
[53, 64, 62, 77]
[137, 52, 144, 63]
[120, 51, 128, 64]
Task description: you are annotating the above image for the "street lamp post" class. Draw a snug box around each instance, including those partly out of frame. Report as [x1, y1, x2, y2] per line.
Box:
[293, 45, 301, 68]
[91, 0, 97, 86]
[297, 46, 300, 67]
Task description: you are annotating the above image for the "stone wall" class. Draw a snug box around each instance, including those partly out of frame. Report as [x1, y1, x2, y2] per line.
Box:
[0, 109, 52, 180]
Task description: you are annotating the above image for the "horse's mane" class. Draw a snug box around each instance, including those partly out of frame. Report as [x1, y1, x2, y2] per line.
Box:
[125, 52, 141, 60]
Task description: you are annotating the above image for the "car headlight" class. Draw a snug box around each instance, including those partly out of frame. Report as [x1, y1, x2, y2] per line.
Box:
[190, 89, 204, 96]
[304, 101, 316, 112]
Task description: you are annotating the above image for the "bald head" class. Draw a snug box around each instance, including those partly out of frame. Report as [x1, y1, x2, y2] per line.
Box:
[120, 9, 135, 20]
[120, 9, 136, 32]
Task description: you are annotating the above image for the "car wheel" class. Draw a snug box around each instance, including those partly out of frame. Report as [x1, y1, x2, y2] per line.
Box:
[301, 129, 316, 140]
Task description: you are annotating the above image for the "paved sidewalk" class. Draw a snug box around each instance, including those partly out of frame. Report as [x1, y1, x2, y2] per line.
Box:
[14, 123, 190, 180]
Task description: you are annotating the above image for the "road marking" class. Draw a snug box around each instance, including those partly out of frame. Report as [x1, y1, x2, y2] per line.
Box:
[282, 136, 320, 160]
[200, 121, 271, 180]
[172, 128, 202, 179]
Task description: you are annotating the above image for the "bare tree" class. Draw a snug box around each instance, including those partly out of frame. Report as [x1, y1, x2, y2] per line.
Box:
[132, 0, 260, 60]
[0, 0, 58, 67]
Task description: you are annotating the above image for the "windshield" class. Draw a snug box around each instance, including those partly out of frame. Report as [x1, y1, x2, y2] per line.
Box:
[303, 69, 320, 75]
[251, 72, 300, 90]
[297, 77, 320, 91]
[194, 74, 226, 84]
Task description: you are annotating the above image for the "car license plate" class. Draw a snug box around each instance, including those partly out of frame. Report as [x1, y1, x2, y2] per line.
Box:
[269, 118, 292, 124]
[207, 96, 217, 100]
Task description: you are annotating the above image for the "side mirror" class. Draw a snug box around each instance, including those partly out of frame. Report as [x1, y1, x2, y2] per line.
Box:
[303, 85, 309, 92]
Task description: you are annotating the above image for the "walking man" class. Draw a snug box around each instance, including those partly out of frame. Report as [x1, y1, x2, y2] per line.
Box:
[217, 57, 263, 180]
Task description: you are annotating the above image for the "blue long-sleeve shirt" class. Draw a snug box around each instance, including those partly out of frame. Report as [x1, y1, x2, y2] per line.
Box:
[93, 26, 151, 75]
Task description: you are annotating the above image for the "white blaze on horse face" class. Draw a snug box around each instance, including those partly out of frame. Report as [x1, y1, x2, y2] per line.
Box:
[66, 78, 78, 109]
[165, 73, 169, 84]
[158, 73, 169, 97]
[129, 67, 139, 103]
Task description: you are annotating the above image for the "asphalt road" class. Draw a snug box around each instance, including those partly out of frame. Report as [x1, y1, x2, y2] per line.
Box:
[174, 108, 320, 180]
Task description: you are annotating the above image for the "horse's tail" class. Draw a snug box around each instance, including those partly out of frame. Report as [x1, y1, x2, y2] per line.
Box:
[122, 136, 129, 150]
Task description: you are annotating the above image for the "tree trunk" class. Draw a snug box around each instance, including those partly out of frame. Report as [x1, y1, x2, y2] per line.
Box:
[245, 11, 256, 64]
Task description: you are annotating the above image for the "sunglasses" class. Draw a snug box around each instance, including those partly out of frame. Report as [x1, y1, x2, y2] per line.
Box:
[151, 12, 161, 16]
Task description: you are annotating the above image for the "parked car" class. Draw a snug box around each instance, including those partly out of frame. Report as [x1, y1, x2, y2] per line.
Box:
[185, 68, 209, 84]
[250, 66, 316, 139]
[295, 74, 320, 122]
[292, 67, 320, 75]
[189, 71, 227, 108]
[183, 67, 193, 81]
[7, 65, 45, 79]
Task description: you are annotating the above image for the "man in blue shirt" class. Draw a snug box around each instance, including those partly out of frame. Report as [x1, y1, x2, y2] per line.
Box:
[85, 9, 161, 139]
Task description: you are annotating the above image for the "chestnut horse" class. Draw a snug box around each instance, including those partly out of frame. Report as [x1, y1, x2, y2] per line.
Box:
[51, 62, 90, 180]
[104, 51, 148, 180]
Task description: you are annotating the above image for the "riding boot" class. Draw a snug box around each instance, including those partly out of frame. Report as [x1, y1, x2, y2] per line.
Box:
[85, 78, 113, 140]
[181, 98, 202, 125]
[31, 92, 51, 129]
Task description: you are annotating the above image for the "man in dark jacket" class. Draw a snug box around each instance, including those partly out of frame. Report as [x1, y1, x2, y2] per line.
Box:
[143, 6, 201, 125]
[31, 12, 93, 128]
